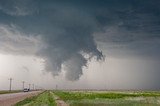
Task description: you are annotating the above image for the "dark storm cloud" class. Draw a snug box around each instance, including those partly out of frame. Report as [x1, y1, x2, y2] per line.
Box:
[0, 0, 104, 80]
[0, 0, 37, 16]
[92, 0, 160, 58]
[0, 0, 160, 80]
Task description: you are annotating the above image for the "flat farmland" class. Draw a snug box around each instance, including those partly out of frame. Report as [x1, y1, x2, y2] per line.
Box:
[53, 90, 160, 106]
[14, 91, 56, 106]
[13, 90, 160, 106]
[0, 90, 21, 94]
[0, 91, 42, 106]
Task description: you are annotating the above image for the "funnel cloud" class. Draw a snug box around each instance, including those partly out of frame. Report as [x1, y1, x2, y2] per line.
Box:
[0, 0, 160, 83]
[0, 0, 104, 80]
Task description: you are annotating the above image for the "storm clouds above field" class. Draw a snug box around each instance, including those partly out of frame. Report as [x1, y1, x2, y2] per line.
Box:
[0, 0, 160, 89]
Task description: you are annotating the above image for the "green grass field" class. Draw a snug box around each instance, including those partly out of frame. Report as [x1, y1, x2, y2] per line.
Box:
[0, 90, 21, 94]
[13, 90, 160, 106]
[15, 91, 56, 106]
[53, 91, 160, 106]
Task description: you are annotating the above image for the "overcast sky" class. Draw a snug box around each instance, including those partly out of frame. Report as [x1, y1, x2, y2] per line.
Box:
[0, 0, 160, 90]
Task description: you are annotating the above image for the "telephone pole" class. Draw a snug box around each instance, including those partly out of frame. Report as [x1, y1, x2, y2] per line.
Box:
[29, 84, 31, 89]
[56, 85, 58, 90]
[22, 81, 25, 90]
[32, 84, 34, 90]
[9, 78, 13, 91]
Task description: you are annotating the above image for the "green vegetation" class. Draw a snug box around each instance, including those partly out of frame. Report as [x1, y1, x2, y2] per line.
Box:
[15, 91, 56, 106]
[53, 91, 160, 106]
[0, 90, 21, 94]
[53, 91, 160, 100]
[13, 90, 160, 106]
[14, 94, 38, 106]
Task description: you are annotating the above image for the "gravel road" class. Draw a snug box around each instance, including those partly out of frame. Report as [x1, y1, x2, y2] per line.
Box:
[0, 91, 42, 106]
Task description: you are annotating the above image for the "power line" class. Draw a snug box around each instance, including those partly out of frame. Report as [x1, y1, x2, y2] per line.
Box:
[0, 75, 43, 91]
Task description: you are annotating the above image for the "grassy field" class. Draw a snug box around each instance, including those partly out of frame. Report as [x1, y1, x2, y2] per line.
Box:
[0, 90, 21, 94]
[15, 91, 56, 106]
[13, 90, 160, 106]
[53, 91, 160, 106]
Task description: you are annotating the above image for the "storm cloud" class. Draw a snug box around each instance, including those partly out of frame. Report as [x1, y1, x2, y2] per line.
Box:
[0, 0, 104, 80]
[0, 0, 160, 81]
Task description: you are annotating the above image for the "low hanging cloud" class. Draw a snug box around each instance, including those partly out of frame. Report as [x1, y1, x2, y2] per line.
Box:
[0, 0, 160, 80]
[0, 1, 104, 81]
[0, 22, 103, 80]
[0, 24, 41, 55]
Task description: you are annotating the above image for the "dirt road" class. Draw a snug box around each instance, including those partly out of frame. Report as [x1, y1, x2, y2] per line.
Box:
[51, 92, 69, 106]
[0, 91, 42, 106]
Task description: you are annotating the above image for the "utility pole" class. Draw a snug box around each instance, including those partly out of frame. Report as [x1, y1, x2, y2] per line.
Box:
[22, 81, 25, 90]
[29, 84, 31, 89]
[56, 85, 58, 90]
[35, 85, 36, 90]
[32, 84, 34, 90]
[9, 78, 13, 91]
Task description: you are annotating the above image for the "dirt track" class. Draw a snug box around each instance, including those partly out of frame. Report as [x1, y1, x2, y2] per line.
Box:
[52, 92, 69, 106]
[0, 91, 42, 106]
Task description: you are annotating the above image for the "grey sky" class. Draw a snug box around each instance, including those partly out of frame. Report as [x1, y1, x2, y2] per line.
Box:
[0, 0, 160, 90]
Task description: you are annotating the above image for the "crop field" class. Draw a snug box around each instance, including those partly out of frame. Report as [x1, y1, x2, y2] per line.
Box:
[13, 90, 160, 106]
[15, 91, 56, 106]
[0, 90, 21, 94]
[53, 91, 160, 106]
